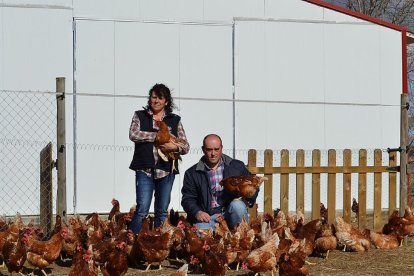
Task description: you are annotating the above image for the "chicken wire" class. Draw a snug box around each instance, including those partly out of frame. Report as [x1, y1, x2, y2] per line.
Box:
[0, 90, 57, 227]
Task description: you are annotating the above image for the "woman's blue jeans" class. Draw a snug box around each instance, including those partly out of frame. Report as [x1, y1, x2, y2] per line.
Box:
[129, 171, 175, 234]
[194, 198, 248, 230]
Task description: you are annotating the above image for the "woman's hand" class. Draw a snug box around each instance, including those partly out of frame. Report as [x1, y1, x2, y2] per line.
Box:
[160, 142, 179, 151]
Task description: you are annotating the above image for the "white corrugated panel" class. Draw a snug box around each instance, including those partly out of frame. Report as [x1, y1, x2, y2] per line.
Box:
[2, 7, 72, 91]
[265, 0, 323, 21]
[73, 0, 139, 20]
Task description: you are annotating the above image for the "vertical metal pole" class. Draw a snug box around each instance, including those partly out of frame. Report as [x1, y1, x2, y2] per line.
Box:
[232, 22, 236, 159]
[72, 19, 78, 214]
[400, 93, 408, 216]
[56, 77, 66, 217]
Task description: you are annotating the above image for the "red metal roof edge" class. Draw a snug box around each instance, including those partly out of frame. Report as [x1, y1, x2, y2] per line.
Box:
[304, 0, 408, 94]
[303, 0, 406, 32]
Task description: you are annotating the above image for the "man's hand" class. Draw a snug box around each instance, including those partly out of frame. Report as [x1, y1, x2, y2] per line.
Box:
[196, 211, 211, 222]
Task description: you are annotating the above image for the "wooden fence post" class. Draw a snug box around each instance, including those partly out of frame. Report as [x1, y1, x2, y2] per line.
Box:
[280, 150, 289, 214]
[400, 93, 408, 215]
[327, 149, 336, 224]
[264, 150, 273, 215]
[389, 151, 397, 216]
[312, 150, 321, 220]
[40, 142, 53, 235]
[358, 149, 367, 229]
[343, 149, 352, 222]
[56, 77, 66, 218]
[248, 149, 257, 220]
[373, 149, 382, 231]
[296, 149, 305, 214]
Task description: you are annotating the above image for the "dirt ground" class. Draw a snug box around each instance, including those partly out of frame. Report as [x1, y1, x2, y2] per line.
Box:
[2, 215, 414, 275]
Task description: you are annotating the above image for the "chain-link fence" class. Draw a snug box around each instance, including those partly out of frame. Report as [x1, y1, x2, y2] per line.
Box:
[0, 88, 408, 228]
[0, 90, 57, 233]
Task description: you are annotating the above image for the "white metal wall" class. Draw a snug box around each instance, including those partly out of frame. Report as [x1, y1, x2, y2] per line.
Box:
[0, 3, 73, 215]
[73, 19, 234, 213]
[0, 0, 404, 215]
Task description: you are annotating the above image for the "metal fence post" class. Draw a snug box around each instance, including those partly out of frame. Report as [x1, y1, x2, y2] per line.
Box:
[56, 77, 66, 217]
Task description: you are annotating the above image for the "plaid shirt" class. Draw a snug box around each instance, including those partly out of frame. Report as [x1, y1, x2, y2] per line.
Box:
[129, 110, 189, 179]
[205, 158, 225, 209]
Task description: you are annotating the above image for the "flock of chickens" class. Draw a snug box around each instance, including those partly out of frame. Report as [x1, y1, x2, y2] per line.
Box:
[1, 196, 414, 276]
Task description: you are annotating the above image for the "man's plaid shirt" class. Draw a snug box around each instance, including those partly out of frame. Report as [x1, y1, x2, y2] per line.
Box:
[205, 158, 225, 209]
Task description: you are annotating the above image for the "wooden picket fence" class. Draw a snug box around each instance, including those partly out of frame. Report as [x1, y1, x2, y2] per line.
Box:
[246, 149, 398, 231]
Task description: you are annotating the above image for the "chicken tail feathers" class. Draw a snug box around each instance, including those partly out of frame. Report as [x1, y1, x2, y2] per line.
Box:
[157, 149, 169, 162]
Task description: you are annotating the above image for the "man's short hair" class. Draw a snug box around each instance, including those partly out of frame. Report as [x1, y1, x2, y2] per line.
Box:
[202, 134, 222, 148]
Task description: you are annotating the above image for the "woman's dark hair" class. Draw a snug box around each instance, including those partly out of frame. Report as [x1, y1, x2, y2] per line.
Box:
[146, 83, 176, 113]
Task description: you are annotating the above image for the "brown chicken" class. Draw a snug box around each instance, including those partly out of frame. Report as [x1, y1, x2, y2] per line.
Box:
[382, 209, 401, 235]
[274, 234, 293, 262]
[314, 223, 337, 259]
[107, 199, 133, 233]
[292, 218, 323, 257]
[286, 211, 304, 233]
[92, 237, 117, 269]
[154, 120, 187, 171]
[168, 220, 186, 260]
[50, 214, 62, 237]
[233, 218, 255, 270]
[219, 175, 267, 199]
[320, 203, 328, 221]
[171, 263, 188, 276]
[244, 233, 280, 275]
[382, 206, 414, 244]
[400, 206, 414, 236]
[352, 198, 359, 221]
[214, 215, 231, 239]
[108, 198, 121, 220]
[278, 251, 309, 276]
[68, 246, 98, 276]
[61, 216, 88, 260]
[183, 224, 206, 265]
[335, 216, 371, 252]
[137, 217, 173, 270]
[2, 230, 29, 274]
[271, 209, 287, 237]
[370, 231, 400, 249]
[100, 241, 128, 276]
[0, 215, 7, 231]
[85, 213, 105, 247]
[26, 227, 69, 275]
[201, 239, 227, 276]
[0, 214, 24, 268]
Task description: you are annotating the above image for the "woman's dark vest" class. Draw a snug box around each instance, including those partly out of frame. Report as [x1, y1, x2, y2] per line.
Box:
[129, 110, 181, 173]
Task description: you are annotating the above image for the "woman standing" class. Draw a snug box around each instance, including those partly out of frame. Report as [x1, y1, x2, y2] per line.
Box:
[128, 83, 189, 233]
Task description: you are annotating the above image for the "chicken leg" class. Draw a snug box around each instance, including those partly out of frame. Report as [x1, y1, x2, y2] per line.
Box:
[305, 260, 316, 265]
[325, 250, 330, 259]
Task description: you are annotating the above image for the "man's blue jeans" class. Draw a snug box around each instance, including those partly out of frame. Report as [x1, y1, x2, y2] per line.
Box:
[194, 198, 248, 230]
[129, 171, 175, 234]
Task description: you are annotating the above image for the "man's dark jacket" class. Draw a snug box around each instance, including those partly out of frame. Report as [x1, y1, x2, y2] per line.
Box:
[181, 154, 259, 223]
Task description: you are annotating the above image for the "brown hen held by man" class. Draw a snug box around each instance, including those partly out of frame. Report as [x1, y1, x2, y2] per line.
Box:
[219, 175, 267, 199]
